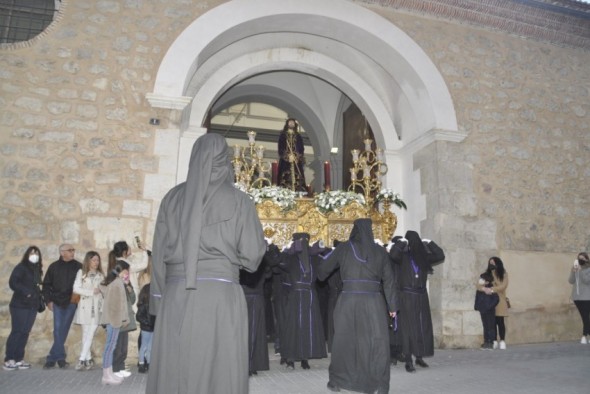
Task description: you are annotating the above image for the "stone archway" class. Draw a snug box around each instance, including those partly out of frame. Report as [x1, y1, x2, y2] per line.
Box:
[146, 0, 462, 231]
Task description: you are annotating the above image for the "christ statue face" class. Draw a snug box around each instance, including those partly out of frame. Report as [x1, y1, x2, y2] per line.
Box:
[287, 119, 296, 129]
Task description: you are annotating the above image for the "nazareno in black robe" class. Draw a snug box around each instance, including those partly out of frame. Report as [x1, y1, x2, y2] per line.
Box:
[277, 234, 327, 363]
[388, 230, 445, 360]
[240, 254, 273, 374]
[318, 219, 397, 394]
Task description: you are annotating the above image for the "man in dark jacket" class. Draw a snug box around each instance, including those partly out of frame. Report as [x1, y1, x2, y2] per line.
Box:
[42, 243, 82, 369]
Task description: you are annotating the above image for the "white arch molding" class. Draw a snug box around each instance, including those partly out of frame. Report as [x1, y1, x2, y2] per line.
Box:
[146, 0, 463, 233]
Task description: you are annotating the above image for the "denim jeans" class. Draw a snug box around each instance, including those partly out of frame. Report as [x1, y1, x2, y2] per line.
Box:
[102, 325, 120, 369]
[480, 310, 496, 343]
[112, 330, 129, 372]
[46, 303, 77, 362]
[5, 306, 37, 362]
[138, 330, 153, 364]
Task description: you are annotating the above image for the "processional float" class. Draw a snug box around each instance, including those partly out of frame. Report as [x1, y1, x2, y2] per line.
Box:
[231, 130, 406, 248]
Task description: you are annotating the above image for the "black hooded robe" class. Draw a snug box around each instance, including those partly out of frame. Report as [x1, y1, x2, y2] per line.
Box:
[389, 231, 445, 359]
[318, 219, 397, 394]
[277, 237, 327, 364]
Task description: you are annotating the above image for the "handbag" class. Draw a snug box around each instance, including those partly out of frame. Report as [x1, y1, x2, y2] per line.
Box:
[70, 292, 81, 304]
[37, 286, 46, 313]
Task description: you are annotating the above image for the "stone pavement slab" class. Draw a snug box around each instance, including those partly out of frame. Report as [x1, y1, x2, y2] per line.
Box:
[0, 341, 587, 393]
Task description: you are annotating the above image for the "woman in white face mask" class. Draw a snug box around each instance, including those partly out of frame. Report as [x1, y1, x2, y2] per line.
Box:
[3, 246, 44, 371]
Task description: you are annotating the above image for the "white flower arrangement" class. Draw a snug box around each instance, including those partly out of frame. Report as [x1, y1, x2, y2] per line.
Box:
[375, 188, 407, 210]
[247, 186, 297, 211]
[234, 182, 248, 193]
[314, 190, 365, 214]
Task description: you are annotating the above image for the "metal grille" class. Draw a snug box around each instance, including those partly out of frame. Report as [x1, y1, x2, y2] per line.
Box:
[0, 0, 59, 44]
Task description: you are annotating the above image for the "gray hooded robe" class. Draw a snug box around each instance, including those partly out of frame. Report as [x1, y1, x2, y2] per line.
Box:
[146, 133, 266, 394]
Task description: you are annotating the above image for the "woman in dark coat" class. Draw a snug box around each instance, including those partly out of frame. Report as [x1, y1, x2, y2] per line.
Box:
[277, 233, 327, 369]
[318, 219, 397, 394]
[389, 230, 445, 372]
[3, 246, 43, 371]
[147, 133, 266, 394]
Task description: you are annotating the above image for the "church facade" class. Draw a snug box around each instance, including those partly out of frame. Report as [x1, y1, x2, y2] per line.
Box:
[1, 0, 589, 360]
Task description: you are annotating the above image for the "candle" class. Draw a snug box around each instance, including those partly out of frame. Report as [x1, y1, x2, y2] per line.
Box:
[247, 130, 256, 144]
[271, 162, 278, 185]
[364, 139, 372, 152]
[376, 148, 383, 162]
[350, 168, 357, 181]
[363, 163, 371, 179]
[324, 161, 331, 190]
[351, 149, 359, 162]
[233, 145, 241, 158]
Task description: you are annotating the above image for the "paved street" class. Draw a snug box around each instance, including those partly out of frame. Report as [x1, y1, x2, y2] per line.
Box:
[1, 341, 588, 393]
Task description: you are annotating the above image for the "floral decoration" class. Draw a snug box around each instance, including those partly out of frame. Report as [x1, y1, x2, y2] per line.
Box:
[247, 186, 297, 211]
[314, 190, 365, 214]
[375, 188, 407, 210]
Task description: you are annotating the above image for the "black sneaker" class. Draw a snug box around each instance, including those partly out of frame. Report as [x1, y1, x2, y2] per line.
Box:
[138, 363, 147, 373]
[57, 360, 69, 369]
[43, 361, 56, 369]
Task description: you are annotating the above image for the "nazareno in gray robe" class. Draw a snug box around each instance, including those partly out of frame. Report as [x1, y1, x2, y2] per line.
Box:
[146, 133, 266, 394]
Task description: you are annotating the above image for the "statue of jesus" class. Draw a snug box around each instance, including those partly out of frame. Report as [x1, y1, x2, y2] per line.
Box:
[277, 118, 307, 192]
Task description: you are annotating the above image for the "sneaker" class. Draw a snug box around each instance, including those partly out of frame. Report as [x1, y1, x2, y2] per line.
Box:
[84, 359, 94, 370]
[480, 342, 493, 350]
[492, 340, 498, 349]
[75, 360, 85, 371]
[57, 360, 69, 369]
[43, 361, 56, 369]
[138, 363, 147, 373]
[3, 360, 17, 371]
[499, 340, 507, 350]
[15, 361, 31, 370]
[581, 336, 588, 344]
[114, 370, 132, 378]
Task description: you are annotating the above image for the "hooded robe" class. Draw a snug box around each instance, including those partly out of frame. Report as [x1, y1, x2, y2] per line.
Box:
[389, 230, 445, 359]
[318, 219, 397, 394]
[147, 133, 266, 394]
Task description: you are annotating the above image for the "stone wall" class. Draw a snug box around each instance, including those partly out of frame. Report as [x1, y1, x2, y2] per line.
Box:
[0, 0, 588, 362]
[371, 8, 590, 347]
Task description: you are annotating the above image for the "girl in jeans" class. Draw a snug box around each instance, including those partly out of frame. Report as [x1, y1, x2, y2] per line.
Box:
[73, 251, 104, 370]
[99, 260, 130, 385]
[136, 283, 155, 373]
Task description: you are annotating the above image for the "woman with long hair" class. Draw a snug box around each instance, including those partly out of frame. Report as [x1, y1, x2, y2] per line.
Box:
[3, 246, 43, 371]
[99, 260, 130, 385]
[485, 256, 509, 349]
[568, 252, 590, 344]
[72, 251, 105, 370]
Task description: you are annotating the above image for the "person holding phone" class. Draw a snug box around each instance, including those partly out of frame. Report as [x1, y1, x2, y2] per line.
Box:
[568, 252, 590, 344]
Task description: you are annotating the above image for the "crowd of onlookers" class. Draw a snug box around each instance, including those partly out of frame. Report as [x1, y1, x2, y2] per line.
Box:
[3, 241, 153, 386]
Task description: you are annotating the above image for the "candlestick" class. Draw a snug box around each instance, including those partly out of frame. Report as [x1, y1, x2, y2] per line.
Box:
[324, 161, 331, 191]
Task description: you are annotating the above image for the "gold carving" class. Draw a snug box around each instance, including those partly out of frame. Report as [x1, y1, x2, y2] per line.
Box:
[256, 198, 397, 248]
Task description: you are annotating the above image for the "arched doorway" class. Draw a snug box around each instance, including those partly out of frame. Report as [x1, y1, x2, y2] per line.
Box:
[146, 0, 462, 232]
